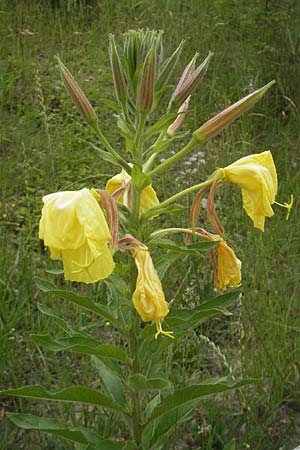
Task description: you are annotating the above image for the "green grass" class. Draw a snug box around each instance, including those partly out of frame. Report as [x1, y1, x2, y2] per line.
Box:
[1, 0, 300, 448]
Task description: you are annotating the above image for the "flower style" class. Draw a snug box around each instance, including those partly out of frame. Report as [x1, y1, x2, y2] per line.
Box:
[218, 151, 278, 231]
[213, 240, 241, 291]
[106, 170, 159, 214]
[132, 247, 173, 339]
[39, 188, 115, 283]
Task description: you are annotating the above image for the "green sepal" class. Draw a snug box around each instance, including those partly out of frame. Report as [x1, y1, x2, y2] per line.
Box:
[35, 277, 117, 324]
[128, 374, 171, 391]
[0, 385, 124, 412]
[31, 334, 132, 364]
[7, 413, 134, 450]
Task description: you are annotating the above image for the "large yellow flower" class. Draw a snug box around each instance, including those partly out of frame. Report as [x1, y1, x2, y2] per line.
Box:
[221, 151, 278, 231]
[39, 188, 115, 283]
[215, 240, 241, 291]
[133, 247, 173, 339]
[106, 170, 159, 215]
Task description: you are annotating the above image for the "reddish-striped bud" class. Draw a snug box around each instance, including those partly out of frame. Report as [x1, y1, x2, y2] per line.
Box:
[193, 80, 276, 142]
[138, 42, 156, 111]
[57, 58, 97, 125]
[170, 52, 213, 109]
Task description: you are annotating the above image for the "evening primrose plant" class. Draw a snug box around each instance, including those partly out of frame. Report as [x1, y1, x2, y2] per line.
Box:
[1, 29, 292, 449]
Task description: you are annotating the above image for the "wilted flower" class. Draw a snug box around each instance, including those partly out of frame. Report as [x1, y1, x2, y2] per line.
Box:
[214, 240, 241, 291]
[106, 170, 159, 214]
[216, 151, 278, 231]
[133, 247, 173, 339]
[39, 188, 115, 283]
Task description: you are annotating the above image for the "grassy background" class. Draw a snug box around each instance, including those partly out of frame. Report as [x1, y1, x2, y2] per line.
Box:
[1, 0, 300, 448]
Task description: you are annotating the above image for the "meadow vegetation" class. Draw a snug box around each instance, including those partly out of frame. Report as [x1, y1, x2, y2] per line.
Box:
[1, 0, 300, 448]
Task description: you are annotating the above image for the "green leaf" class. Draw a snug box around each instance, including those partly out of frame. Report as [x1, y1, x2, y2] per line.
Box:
[99, 97, 119, 112]
[0, 385, 124, 412]
[7, 413, 134, 450]
[142, 202, 190, 220]
[128, 374, 171, 391]
[142, 403, 195, 450]
[148, 378, 259, 422]
[131, 164, 151, 190]
[144, 113, 177, 138]
[92, 357, 126, 407]
[88, 142, 122, 168]
[37, 303, 78, 334]
[155, 252, 183, 280]
[148, 238, 217, 255]
[31, 334, 131, 364]
[35, 277, 116, 324]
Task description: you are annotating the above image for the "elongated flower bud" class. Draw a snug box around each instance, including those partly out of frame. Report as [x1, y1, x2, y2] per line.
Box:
[57, 58, 97, 125]
[171, 52, 213, 109]
[193, 80, 276, 142]
[109, 34, 128, 105]
[170, 53, 198, 104]
[155, 40, 184, 91]
[138, 42, 156, 111]
[167, 96, 190, 136]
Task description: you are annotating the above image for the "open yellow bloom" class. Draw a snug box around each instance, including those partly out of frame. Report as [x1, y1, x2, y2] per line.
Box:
[39, 188, 115, 283]
[106, 170, 159, 215]
[221, 151, 278, 231]
[215, 240, 241, 291]
[133, 247, 173, 339]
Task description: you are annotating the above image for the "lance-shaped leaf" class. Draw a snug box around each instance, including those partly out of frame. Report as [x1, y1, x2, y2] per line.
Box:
[35, 277, 117, 324]
[0, 385, 124, 412]
[128, 374, 171, 391]
[109, 34, 128, 105]
[92, 357, 126, 407]
[57, 57, 97, 125]
[31, 334, 131, 364]
[7, 413, 134, 450]
[193, 80, 276, 142]
[147, 378, 259, 423]
[144, 112, 178, 138]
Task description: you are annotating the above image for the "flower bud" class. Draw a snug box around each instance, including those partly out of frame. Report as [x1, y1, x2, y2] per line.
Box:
[57, 58, 97, 125]
[170, 52, 213, 109]
[167, 96, 190, 136]
[138, 42, 156, 111]
[193, 80, 276, 142]
[109, 34, 128, 106]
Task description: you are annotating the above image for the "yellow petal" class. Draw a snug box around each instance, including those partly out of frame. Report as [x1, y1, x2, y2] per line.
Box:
[133, 247, 169, 322]
[223, 151, 277, 231]
[62, 243, 115, 283]
[216, 240, 241, 291]
[140, 185, 159, 214]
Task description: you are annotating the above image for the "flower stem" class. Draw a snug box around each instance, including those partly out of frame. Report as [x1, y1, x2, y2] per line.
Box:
[146, 135, 198, 177]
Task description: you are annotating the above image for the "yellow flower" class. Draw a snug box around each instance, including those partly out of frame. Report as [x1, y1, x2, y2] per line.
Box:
[39, 188, 115, 283]
[106, 170, 159, 215]
[133, 247, 173, 339]
[221, 151, 278, 231]
[215, 240, 241, 291]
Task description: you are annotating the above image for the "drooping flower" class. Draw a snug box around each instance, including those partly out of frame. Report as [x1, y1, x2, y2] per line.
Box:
[132, 247, 173, 339]
[217, 151, 278, 231]
[106, 170, 159, 214]
[214, 240, 241, 291]
[39, 188, 115, 283]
